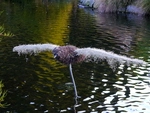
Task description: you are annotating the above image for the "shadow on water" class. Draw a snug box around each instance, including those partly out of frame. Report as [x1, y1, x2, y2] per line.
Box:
[0, 0, 150, 112]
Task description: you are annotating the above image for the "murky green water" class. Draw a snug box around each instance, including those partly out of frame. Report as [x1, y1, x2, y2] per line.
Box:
[0, 0, 150, 113]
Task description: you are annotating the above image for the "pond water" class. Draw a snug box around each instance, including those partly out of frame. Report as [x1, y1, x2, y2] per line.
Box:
[0, 0, 150, 113]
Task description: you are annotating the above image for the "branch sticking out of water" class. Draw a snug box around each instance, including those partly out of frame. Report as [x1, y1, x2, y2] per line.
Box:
[13, 43, 59, 55]
[75, 47, 146, 69]
[13, 43, 146, 70]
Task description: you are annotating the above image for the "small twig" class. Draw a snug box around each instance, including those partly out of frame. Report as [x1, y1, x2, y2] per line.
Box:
[69, 64, 80, 99]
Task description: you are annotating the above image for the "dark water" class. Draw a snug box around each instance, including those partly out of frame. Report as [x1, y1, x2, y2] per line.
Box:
[0, 0, 150, 113]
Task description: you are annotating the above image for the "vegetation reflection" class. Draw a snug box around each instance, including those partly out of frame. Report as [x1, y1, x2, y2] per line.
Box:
[0, 0, 74, 112]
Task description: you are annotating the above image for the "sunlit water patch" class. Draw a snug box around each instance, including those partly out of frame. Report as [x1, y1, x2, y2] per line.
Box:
[64, 62, 150, 113]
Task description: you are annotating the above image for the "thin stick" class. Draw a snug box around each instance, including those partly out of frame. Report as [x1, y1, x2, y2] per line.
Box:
[69, 64, 80, 99]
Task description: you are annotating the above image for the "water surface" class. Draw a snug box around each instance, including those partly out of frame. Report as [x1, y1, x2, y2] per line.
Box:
[0, 0, 150, 113]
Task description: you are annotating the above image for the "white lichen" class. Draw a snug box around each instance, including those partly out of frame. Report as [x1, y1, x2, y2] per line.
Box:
[76, 47, 146, 69]
[13, 43, 59, 55]
[13, 43, 146, 70]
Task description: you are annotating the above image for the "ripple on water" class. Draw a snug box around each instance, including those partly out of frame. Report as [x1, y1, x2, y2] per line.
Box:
[1, 1, 150, 112]
[89, 62, 150, 112]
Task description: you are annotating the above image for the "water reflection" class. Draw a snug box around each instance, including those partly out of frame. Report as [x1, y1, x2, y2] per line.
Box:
[0, 0, 150, 113]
